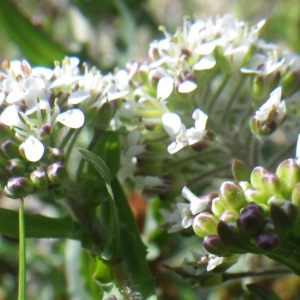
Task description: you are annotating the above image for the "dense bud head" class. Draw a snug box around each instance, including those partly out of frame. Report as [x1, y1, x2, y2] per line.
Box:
[4, 176, 34, 199]
[5, 158, 26, 176]
[255, 232, 279, 251]
[276, 158, 300, 198]
[47, 162, 68, 184]
[193, 212, 218, 238]
[219, 181, 246, 210]
[237, 205, 265, 237]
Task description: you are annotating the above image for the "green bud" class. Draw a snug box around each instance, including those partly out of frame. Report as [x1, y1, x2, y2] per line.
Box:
[6, 158, 26, 176]
[249, 116, 277, 136]
[193, 212, 218, 238]
[281, 71, 300, 97]
[211, 197, 227, 217]
[219, 210, 239, 223]
[276, 158, 300, 198]
[203, 234, 232, 257]
[219, 181, 246, 210]
[232, 160, 251, 182]
[30, 169, 48, 190]
[4, 176, 34, 199]
[244, 187, 268, 205]
[292, 182, 300, 208]
[0, 139, 21, 159]
[46, 148, 64, 163]
[250, 167, 282, 198]
[47, 162, 68, 184]
[252, 76, 265, 100]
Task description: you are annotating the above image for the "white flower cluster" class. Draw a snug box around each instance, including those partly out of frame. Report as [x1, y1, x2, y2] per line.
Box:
[0, 57, 130, 162]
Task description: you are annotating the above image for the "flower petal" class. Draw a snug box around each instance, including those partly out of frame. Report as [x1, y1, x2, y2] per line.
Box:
[56, 109, 85, 128]
[68, 90, 90, 104]
[157, 77, 174, 100]
[24, 135, 45, 162]
[162, 112, 182, 136]
[0, 105, 20, 126]
[178, 80, 197, 93]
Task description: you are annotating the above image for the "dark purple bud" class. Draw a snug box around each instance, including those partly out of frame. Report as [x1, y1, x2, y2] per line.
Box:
[203, 234, 232, 257]
[237, 207, 265, 237]
[255, 232, 279, 251]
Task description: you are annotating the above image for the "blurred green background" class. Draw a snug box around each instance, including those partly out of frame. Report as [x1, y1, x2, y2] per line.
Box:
[0, 0, 300, 299]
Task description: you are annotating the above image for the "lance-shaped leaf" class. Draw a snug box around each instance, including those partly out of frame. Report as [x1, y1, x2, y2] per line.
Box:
[0, 0, 67, 65]
[0, 207, 82, 239]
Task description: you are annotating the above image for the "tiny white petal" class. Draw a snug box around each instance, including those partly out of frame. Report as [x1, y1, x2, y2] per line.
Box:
[68, 90, 90, 104]
[178, 80, 197, 93]
[193, 56, 216, 70]
[182, 186, 199, 203]
[24, 136, 44, 162]
[6, 91, 26, 104]
[296, 134, 300, 160]
[162, 112, 182, 136]
[56, 109, 85, 128]
[192, 108, 208, 130]
[207, 255, 224, 271]
[157, 77, 174, 100]
[0, 105, 20, 126]
[107, 90, 129, 101]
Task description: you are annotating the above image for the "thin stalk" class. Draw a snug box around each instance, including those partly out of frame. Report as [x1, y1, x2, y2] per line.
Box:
[18, 198, 26, 300]
[187, 163, 232, 186]
[206, 74, 231, 113]
[220, 76, 246, 124]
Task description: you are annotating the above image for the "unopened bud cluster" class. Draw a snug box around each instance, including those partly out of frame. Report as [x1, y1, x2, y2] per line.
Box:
[190, 158, 300, 264]
[0, 139, 67, 199]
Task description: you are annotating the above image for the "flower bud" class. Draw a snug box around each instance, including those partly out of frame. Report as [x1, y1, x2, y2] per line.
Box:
[4, 176, 34, 199]
[281, 71, 300, 97]
[39, 124, 53, 139]
[46, 148, 64, 163]
[193, 212, 218, 238]
[292, 182, 300, 209]
[270, 202, 294, 236]
[276, 158, 300, 198]
[237, 205, 265, 237]
[244, 187, 268, 205]
[219, 181, 246, 210]
[0, 139, 21, 158]
[203, 234, 232, 257]
[255, 232, 279, 251]
[211, 197, 226, 217]
[6, 158, 26, 176]
[219, 210, 239, 223]
[250, 167, 282, 197]
[47, 162, 68, 184]
[30, 169, 48, 190]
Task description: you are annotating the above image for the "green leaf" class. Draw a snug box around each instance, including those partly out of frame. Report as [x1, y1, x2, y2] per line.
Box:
[111, 178, 156, 299]
[0, 0, 66, 65]
[77, 148, 111, 184]
[0, 207, 82, 239]
[247, 283, 282, 300]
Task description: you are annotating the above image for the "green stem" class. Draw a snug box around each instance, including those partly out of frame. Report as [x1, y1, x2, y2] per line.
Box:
[18, 198, 26, 300]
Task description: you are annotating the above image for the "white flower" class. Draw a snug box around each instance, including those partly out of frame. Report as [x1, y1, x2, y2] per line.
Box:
[206, 254, 224, 271]
[178, 80, 197, 93]
[186, 108, 208, 145]
[161, 112, 182, 137]
[255, 87, 286, 123]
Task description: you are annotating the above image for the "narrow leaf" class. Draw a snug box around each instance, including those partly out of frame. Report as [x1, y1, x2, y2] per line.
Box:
[247, 283, 281, 300]
[0, 207, 82, 239]
[0, 0, 66, 65]
[77, 148, 111, 183]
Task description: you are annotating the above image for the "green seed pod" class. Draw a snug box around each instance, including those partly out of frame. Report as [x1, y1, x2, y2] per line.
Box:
[211, 197, 227, 217]
[4, 176, 34, 199]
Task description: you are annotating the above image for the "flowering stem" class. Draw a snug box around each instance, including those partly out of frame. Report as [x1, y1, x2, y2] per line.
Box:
[18, 198, 26, 300]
